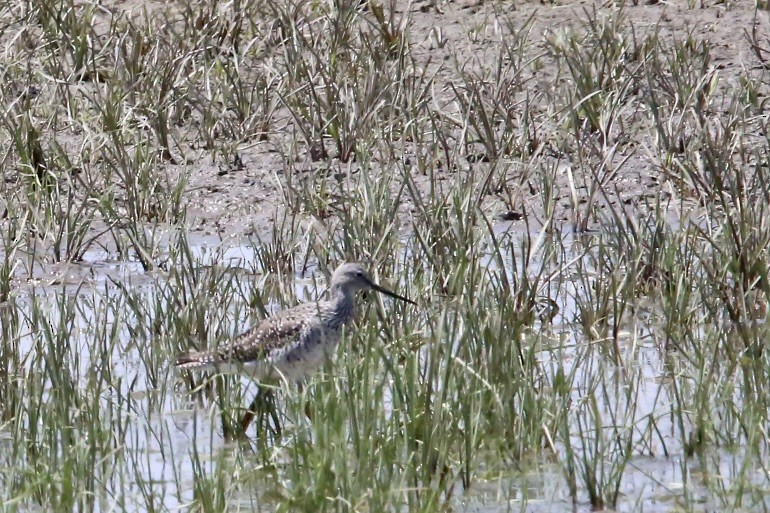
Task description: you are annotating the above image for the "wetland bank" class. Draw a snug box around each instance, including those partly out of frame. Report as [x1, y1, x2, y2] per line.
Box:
[2, 0, 770, 511]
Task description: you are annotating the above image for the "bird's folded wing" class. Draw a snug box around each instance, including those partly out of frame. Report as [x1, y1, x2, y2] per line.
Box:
[206, 303, 318, 363]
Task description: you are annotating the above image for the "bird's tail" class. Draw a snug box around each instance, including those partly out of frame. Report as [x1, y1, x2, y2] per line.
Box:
[175, 352, 216, 371]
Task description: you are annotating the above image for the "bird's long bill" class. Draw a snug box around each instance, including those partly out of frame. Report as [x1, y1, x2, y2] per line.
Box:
[371, 282, 417, 305]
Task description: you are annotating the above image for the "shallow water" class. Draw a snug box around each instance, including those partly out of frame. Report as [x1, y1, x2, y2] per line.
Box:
[1, 235, 769, 512]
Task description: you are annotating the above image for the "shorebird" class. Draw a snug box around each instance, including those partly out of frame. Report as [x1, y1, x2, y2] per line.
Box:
[175, 262, 415, 433]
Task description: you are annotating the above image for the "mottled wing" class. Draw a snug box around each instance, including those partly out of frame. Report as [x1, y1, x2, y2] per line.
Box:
[175, 303, 318, 369]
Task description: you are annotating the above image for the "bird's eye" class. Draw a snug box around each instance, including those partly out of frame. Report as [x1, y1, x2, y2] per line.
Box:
[356, 271, 363, 277]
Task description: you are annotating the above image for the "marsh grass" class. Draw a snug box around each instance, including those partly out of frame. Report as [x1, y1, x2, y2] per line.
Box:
[2, 0, 770, 511]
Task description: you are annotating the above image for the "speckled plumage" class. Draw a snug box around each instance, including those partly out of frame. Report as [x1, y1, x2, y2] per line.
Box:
[175, 263, 414, 382]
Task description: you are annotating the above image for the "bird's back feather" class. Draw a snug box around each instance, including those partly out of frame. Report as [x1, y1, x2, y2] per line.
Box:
[174, 300, 346, 379]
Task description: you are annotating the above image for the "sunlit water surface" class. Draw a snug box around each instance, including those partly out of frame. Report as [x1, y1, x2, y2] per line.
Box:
[2, 236, 769, 512]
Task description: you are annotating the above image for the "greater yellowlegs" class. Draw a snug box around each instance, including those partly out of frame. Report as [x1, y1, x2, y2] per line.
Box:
[175, 262, 415, 433]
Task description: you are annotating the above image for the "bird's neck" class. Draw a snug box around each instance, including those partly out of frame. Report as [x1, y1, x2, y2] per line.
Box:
[329, 286, 355, 316]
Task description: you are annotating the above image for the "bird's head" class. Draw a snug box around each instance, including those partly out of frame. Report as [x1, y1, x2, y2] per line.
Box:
[330, 263, 415, 304]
